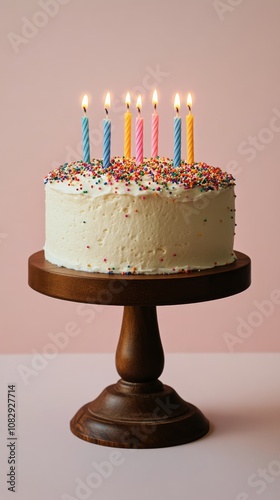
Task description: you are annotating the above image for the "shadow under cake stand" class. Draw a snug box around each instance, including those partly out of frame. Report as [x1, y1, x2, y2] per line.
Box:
[28, 250, 251, 449]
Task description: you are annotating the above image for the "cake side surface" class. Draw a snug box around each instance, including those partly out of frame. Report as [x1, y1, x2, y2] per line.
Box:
[44, 157, 236, 275]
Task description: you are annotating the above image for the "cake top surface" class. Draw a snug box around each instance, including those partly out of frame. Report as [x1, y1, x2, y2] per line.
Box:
[44, 156, 235, 198]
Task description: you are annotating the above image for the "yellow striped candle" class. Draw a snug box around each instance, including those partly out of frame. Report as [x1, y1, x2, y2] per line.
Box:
[186, 93, 194, 164]
[124, 92, 132, 158]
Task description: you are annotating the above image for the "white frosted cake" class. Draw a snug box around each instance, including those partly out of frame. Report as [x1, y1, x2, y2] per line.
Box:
[44, 157, 236, 275]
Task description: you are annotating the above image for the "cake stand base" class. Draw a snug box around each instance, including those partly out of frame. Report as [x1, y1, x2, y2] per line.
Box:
[70, 380, 209, 449]
[69, 303, 210, 448]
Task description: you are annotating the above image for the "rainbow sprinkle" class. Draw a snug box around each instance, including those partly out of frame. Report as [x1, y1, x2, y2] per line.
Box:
[44, 157, 235, 193]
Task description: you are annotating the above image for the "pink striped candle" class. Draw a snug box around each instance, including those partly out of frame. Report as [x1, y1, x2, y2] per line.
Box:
[151, 89, 159, 158]
[136, 95, 144, 165]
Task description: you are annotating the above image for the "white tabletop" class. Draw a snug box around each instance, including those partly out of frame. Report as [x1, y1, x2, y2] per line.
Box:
[1, 353, 280, 500]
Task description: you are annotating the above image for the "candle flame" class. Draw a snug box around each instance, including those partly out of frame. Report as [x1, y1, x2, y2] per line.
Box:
[125, 92, 131, 107]
[187, 92, 192, 110]
[174, 93, 180, 113]
[152, 89, 158, 107]
[136, 94, 142, 111]
[105, 92, 111, 110]
[82, 94, 88, 112]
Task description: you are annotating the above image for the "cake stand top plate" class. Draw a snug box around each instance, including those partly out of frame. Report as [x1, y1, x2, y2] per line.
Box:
[28, 250, 251, 306]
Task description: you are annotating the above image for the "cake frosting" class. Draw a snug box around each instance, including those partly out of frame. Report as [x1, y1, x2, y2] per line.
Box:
[44, 157, 236, 274]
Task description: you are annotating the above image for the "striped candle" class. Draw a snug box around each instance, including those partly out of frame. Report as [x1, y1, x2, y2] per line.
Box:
[186, 93, 194, 164]
[151, 89, 159, 158]
[173, 93, 181, 167]
[136, 95, 144, 165]
[124, 92, 132, 158]
[103, 92, 111, 169]
[81, 95, 90, 163]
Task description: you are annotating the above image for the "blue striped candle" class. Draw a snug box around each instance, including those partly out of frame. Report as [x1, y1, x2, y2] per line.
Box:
[82, 116, 90, 163]
[173, 93, 181, 167]
[173, 117, 181, 167]
[103, 118, 111, 169]
[103, 92, 111, 169]
[81, 95, 90, 163]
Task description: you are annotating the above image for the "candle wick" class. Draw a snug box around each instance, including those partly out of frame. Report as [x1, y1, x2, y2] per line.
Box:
[137, 107, 141, 115]
[188, 105, 191, 113]
[83, 107, 87, 114]
[126, 103, 130, 110]
[176, 107, 179, 116]
[105, 108, 109, 117]
[154, 103, 157, 111]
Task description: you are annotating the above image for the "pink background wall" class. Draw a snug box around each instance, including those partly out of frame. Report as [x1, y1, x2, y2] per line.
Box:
[1, 0, 280, 354]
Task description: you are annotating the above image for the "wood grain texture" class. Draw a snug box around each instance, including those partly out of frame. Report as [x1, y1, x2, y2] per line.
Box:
[28, 250, 251, 306]
[116, 306, 164, 383]
[70, 381, 210, 448]
[28, 250, 251, 448]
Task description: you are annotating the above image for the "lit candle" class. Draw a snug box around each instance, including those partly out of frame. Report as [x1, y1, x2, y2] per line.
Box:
[124, 92, 132, 158]
[81, 94, 90, 163]
[136, 95, 144, 165]
[173, 93, 181, 167]
[186, 93, 194, 164]
[151, 89, 159, 158]
[103, 92, 111, 169]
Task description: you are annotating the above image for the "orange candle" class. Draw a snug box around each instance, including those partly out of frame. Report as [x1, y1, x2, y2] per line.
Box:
[186, 93, 194, 164]
[124, 92, 132, 158]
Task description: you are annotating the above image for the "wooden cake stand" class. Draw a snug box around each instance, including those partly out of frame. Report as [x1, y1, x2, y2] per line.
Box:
[28, 250, 251, 449]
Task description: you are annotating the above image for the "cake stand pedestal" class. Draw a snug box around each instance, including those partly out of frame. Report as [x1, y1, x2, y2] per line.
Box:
[28, 250, 251, 448]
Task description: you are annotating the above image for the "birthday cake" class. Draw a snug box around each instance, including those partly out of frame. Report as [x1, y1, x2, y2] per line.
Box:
[44, 157, 236, 275]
